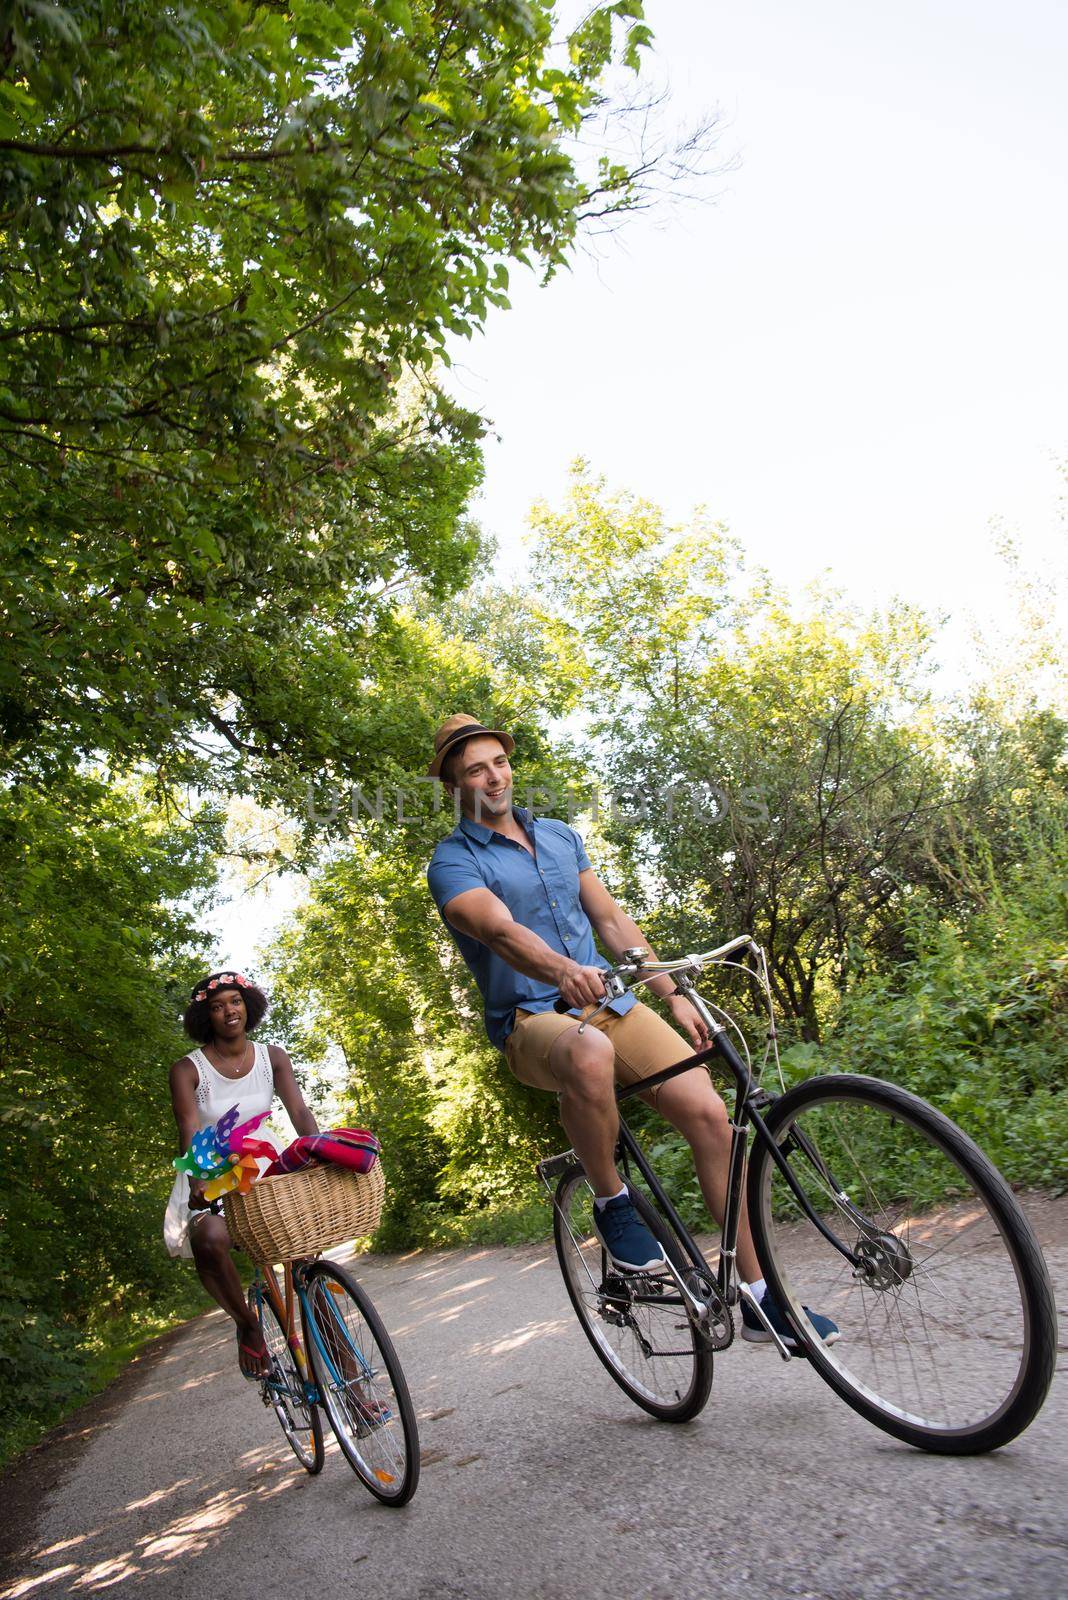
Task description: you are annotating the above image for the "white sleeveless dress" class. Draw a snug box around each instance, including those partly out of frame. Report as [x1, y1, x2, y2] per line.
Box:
[163, 1041, 282, 1259]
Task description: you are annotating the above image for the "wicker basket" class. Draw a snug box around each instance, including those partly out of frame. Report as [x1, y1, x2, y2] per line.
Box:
[223, 1161, 385, 1264]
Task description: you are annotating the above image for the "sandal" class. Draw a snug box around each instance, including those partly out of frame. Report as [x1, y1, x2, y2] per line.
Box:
[352, 1394, 392, 1436]
[237, 1324, 270, 1380]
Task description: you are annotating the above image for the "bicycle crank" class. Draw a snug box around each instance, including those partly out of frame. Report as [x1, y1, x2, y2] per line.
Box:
[682, 1267, 734, 1350]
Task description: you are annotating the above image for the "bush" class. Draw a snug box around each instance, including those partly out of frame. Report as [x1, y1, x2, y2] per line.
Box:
[778, 864, 1068, 1192]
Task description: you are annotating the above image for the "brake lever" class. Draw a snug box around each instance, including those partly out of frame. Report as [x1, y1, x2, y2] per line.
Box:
[554, 970, 630, 1032]
[577, 989, 620, 1032]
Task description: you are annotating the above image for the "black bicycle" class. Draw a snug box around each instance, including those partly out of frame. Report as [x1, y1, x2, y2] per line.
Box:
[539, 935, 1057, 1454]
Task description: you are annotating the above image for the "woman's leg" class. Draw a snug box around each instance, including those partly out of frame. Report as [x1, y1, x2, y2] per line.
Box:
[189, 1213, 268, 1375]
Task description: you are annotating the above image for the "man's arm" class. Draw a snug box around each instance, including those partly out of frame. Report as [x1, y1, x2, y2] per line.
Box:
[578, 869, 675, 993]
[578, 870, 710, 1048]
[442, 887, 609, 1010]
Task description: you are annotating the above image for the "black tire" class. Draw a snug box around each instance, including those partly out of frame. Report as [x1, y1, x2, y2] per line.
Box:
[249, 1284, 325, 1474]
[553, 1164, 714, 1423]
[747, 1073, 1057, 1454]
[304, 1260, 420, 1504]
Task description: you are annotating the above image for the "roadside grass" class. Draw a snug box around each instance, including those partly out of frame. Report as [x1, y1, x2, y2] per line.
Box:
[0, 1278, 212, 1471]
[391, 1190, 556, 1250]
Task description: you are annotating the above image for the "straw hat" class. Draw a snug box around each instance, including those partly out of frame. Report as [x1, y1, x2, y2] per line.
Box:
[427, 714, 514, 778]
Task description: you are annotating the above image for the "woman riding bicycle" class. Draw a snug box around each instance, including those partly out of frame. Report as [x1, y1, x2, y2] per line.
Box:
[163, 971, 319, 1377]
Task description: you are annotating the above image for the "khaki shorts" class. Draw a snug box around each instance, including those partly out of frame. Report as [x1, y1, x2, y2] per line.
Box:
[504, 1000, 695, 1097]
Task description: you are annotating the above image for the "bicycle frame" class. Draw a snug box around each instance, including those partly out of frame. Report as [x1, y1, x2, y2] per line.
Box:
[621, 1025, 865, 1292]
[543, 949, 868, 1342]
[254, 1260, 376, 1406]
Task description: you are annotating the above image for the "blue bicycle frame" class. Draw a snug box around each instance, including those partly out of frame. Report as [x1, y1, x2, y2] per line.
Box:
[250, 1261, 375, 1409]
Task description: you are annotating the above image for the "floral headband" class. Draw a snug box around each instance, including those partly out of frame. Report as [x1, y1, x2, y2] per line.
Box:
[194, 972, 253, 1003]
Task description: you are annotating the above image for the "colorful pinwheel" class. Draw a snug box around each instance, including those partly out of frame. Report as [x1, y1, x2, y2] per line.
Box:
[173, 1106, 275, 1193]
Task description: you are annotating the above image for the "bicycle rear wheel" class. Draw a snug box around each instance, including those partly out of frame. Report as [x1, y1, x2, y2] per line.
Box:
[304, 1260, 419, 1504]
[248, 1282, 324, 1474]
[553, 1165, 713, 1423]
[747, 1073, 1057, 1454]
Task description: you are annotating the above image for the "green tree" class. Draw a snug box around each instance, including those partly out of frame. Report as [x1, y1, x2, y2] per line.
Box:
[529, 468, 949, 1039]
[524, 471, 1068, 1214]
[0, 0, 658, 802]
[0, 773, 218, 1455]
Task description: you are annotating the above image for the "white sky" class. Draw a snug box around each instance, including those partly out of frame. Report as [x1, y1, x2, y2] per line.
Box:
[452, 0, 1067, 632]
[212, 0, 1068, 970]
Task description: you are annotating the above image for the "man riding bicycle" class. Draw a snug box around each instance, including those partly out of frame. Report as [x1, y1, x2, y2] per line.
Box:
[425, 715, 838, 1351]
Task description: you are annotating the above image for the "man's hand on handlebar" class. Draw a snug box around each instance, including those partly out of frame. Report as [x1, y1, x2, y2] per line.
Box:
[665, 990, 711, 1050]
[557, 961, 610, 1011]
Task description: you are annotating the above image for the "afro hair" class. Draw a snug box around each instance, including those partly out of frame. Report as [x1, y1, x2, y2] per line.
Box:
[182, 972, 269, 1046]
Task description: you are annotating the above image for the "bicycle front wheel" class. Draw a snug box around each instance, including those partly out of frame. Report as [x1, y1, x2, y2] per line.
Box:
[747, 1074, 1057, 1454]
[553, 1166, 713, 1423]
[304, 1260, 419, 1504]
[249, 1283, 324, 1474]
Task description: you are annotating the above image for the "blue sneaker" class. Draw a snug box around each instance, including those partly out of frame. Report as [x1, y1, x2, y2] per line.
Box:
[741, 1287, 840, 1354]
[592, 1194, 666, 1273]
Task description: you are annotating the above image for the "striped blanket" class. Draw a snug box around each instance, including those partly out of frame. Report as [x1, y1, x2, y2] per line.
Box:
[264, 1127, 381, 1177]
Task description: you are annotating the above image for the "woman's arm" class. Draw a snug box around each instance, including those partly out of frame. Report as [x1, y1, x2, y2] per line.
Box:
[268, 1045, 319, 1137]
[169, 1055, 209, 1208]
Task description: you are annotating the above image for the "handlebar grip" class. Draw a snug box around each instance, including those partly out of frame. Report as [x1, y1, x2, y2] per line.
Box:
[553, 998, 571, 1013]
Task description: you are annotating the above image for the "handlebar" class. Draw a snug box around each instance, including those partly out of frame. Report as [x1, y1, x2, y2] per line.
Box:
[552, 934, 762, 1022]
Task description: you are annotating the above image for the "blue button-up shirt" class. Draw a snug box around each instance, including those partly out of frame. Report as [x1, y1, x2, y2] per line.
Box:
[427, 809, 635, 1050]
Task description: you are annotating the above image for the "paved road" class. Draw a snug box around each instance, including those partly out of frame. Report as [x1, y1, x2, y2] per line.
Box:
[2, 1197, 1066, 1600]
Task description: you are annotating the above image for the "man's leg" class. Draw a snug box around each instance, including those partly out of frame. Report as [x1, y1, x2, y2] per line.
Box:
[547, 1021, 624, 1197]
[505, 1009, 664, 1272]
[646, 1068, 762, 1283]
[607, 1006, 840, 1348]
[599, 1004, 763, 1281]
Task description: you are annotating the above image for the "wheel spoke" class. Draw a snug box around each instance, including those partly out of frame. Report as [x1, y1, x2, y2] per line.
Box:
[553, 1172, 712, 1422]
[304, 1264, 418, 1503]
[250, 1286, 322, 1474]
[753, 1076, 1055, 1451]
